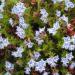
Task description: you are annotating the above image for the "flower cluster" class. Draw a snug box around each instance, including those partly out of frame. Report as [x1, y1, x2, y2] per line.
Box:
[32, 52, 41, 60]
[0, 0, 5, 19]
[47, 21, 60, 35]
[56, 10, 61, 17]
[65, 0, 75, 10]
[12, 47, 24, 58]
[61, 52, 74, 66]
[19, 16, 29, 29]
[5, 61, 14, 71]
[62, 35, 75, 51]
[46, 55, 59, 67]
[0, 36, 9, 49]
[40, 8, 48, 23]
[24, 39, 33, 48]
[34, 27, 45, 45]
[25, 55, 59, 74]
[60, 15, 68, 24]
[11, 2, 26, 16]
[15, 26, 25, 39]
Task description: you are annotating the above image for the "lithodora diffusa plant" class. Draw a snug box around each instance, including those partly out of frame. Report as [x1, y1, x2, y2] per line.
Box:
[0, 0, 75, 75]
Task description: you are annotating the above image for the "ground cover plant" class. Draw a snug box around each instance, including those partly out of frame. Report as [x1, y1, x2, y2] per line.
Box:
[0, 0, 75, 75]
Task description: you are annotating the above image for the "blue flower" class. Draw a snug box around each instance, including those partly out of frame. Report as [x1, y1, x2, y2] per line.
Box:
[11, 47, 24, 58]
[5, 61, 14, 71]
[53, 21, 60, 30]
[19, 17, 29, 29]
[11, 2, 26, 16]
[61, 52, 74, 67]
[56, 10, 61, 17]
[66, 52, 74, 61]
[69, 45, 75, 51]
[52, 0, 63, 4]
[70, 62, 75, 69]
[0, 13, 3, 19]
[16, 26, 25, 39]
[9, 18, 14, 27]
[60, 15, 68, 24]
[43, 71, 49, 75]
[35, 59, 46, 73]
[61, 58, 69, 67]
[47, 28, 57, 35]
[40, 8, 48, 23]
[33, 52, 41, 60]
[24, 40, 33, 48]
[46, 55, 59, 67]
[0, 0, 5, 12]
[62, 42, 70, 49]
[63, 36, 70, 42]
[24, 67, 31, 74]
[28, 59, 35, 68]
[65, 1, 74, 8]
